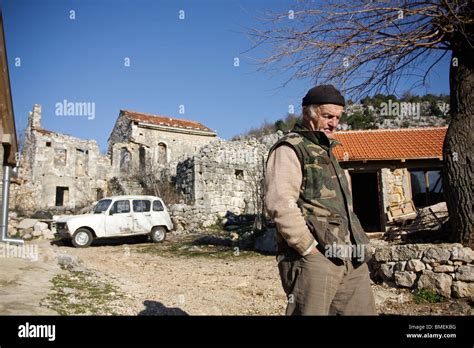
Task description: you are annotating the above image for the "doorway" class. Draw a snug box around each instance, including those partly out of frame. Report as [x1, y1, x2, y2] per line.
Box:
[139, 146, 146, 173]
[350, 172, 381, 232]
[55, 186, 69, 206]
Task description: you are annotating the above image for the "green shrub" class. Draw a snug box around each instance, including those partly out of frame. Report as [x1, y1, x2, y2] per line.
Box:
[413, 288, 446, 304]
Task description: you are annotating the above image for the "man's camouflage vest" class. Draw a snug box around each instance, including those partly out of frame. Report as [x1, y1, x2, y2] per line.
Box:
[268, 122, 371, 263]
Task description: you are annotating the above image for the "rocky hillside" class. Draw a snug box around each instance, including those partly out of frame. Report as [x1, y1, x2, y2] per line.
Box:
[234, 93, 449, 139]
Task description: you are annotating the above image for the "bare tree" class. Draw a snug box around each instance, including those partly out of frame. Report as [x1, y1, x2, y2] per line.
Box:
[249, 0, 473, 246]
[244, 156, 267, 231]
[132, 164, 182, 204]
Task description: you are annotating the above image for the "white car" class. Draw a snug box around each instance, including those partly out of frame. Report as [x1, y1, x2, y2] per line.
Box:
[53, 195, 174, 248]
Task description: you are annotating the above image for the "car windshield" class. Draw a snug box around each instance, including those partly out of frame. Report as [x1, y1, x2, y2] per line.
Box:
[93, 199, 112, 214]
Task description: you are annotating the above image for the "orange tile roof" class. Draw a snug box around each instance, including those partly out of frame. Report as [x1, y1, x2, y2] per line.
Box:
[121, 109, 216, 134]
[332, 127, 447, 161]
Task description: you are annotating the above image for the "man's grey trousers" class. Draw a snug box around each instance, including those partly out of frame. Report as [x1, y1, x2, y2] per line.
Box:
[278, 249, 377, 315]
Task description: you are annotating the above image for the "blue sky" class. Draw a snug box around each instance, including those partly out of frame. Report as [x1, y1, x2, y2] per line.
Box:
[3, 0, 450, 153]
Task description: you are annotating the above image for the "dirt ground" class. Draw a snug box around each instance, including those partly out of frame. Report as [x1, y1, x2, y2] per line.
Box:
[1, 232, 472, 316]
[50, 233, 287, 315]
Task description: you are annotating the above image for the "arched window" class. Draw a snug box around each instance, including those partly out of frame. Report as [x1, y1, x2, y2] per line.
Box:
[158, 142, 167, 164]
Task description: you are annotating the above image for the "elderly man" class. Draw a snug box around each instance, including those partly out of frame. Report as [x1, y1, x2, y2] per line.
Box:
[265, 85, 376, 315]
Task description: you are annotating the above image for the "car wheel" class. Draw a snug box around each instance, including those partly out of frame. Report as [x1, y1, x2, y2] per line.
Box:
[72, 228, 93, 248]
[150, 226, 166, 243]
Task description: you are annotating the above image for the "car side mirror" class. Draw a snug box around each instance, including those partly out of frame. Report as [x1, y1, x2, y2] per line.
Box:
[109, 210, 114, 216]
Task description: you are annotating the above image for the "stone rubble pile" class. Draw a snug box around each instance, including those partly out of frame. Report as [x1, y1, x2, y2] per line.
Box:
[6, 212, 55, 240]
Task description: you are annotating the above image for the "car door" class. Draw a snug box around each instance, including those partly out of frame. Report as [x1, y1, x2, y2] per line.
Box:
[152, 199, 171, 228]
[132, 199, 152, 233]
[105, 199, 133, 235]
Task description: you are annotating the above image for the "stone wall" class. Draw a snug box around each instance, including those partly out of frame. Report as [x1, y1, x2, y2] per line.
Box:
[175, 138, 269, 217]
[371, 243, 474, 298]
[168, 203, 219, 232]
[107, 113, 132, 154]
[175, 157, 194, 203]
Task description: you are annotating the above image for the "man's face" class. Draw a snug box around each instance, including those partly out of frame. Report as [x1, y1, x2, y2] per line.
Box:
[306, 104, 343, 138]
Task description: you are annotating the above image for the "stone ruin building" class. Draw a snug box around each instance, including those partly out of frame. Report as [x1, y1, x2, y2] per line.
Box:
[12, 105, 110, 211]
[108, 109, 217, 178]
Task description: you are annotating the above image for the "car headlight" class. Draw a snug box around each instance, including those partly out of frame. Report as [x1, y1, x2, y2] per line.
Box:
[56, 222, 68, 232]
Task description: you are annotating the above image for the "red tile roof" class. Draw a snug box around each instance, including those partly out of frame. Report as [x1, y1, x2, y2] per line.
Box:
[332, 127, 447, 161]
[121, 109, 216, 134]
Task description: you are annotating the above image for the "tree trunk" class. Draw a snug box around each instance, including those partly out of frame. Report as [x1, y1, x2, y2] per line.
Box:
[442, 41, 474, 247]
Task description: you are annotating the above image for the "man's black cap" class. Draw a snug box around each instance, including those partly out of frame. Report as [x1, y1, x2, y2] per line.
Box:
[302, 85, 345, 107]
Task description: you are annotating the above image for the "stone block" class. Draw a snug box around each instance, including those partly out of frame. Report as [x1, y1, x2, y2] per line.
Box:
[378, 262, 395, 280]
[33, 221, 48, 232]
[433, 265, 455, 273]
[394, 261, 406, 272]
[374, 247, 392, 262]
[423, 247, 451, 263]
[17, 218, 39, 230]
[455, 265, 474, 282]
[391, 244, 427, 261]
[417, 270, 452, 298]
[42, 229, 55, 240]
[406, 259, 425, 272]
[394, 271, 417, 288]
[451, 281, 474, 299]
[450, 247, 474, 263]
